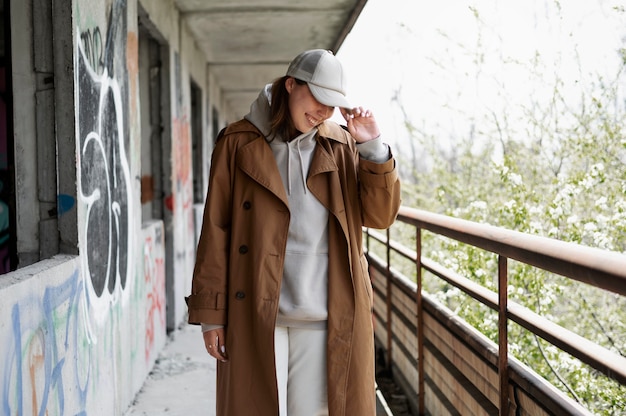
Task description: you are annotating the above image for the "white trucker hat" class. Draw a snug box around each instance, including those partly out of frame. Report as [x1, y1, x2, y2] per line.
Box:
[286, 49, 351, 109]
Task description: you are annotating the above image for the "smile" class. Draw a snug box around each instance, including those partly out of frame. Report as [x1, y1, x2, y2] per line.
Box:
[305, 114, 321, 126]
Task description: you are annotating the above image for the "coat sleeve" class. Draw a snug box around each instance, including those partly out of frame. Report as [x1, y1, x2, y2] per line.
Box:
[358, 152, 401, 230]
[186, 135, 234, 326]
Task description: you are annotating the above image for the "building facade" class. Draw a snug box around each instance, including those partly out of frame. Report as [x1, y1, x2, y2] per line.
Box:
[0, 0, 234, 413]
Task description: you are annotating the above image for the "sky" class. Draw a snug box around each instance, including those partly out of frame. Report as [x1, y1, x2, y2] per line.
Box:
[335, 0, 626, 151]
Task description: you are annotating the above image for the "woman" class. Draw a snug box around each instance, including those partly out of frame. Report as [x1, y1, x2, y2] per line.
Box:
[186, 49, 401, 416]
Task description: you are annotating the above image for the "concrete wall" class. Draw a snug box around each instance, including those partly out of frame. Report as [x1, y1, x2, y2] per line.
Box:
[0, 0, 217, 413]
[167, 20, 197, 330]
[11, 0, 40, 265]
[0, 221, 165, 414]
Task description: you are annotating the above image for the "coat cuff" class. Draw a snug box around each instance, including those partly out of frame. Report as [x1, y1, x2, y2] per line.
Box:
[186, 292, 228, 325]
[359, 156, 398, 189]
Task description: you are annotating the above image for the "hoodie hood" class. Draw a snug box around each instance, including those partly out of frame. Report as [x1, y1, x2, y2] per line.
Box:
[244, 84, 319, 195]
[244, 84, 274, 139]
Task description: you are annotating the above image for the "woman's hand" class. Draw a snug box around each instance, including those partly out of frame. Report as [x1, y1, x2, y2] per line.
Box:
[203, 327, 229, 362]
[340, 106, 381, 143]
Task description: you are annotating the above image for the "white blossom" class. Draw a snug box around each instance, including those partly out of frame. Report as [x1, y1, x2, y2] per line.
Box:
[590, 163, 605, 177]
[583, 222, 598, 232]
[509, 173, 523, 186]
[549, 205, 563, 219]
[504, 200, 516, 210]
[594, 196, 608, 210]
[592, 232, 611, 250]
[469, 200, 488, 211]
[596, 214, 609, 228]
[529, 221, 543, 233]
[580, 176, 596, 190]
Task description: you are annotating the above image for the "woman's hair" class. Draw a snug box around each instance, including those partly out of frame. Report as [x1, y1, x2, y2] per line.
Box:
[269, 76, 305, 140]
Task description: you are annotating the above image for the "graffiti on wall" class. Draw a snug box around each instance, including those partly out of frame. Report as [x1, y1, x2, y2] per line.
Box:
[1, 224, 168, 415]
[2, 268, 90, 415]
[143, 226, 165, 362]
[170, 53, 196, 287]
[2, 0, 168, 413]
[79, 27, 105, 74]
[76, 0, 132, 298]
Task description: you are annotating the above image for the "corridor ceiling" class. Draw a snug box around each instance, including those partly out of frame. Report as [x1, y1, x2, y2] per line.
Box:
[174, 0, 368, 119]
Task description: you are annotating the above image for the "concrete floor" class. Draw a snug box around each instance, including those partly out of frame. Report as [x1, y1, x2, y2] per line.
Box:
[124, 324, 216, 416]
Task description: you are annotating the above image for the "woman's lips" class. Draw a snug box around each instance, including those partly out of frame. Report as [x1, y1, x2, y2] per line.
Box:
[306, 114, 320, 126]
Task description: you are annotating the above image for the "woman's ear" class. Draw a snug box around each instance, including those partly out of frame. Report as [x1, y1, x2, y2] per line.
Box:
[285, 77, 294, 93]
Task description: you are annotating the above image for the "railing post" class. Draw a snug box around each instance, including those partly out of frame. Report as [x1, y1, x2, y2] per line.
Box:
[385, 227, 393, 372]
[498, 255, 509, 415]
[416, 227, 425, 415]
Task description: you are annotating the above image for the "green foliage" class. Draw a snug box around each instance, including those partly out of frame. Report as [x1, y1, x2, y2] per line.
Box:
[389, 3, 626, 414]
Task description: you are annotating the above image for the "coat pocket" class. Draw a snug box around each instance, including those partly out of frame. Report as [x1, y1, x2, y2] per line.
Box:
[359, 254, 373, 309]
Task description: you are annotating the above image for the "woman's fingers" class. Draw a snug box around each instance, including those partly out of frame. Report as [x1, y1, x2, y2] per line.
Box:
[203, 328, 229, 362]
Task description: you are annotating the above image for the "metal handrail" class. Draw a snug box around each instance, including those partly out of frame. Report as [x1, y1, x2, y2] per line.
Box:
[366, 206, 626, 416]
[398, 207, 626, 296]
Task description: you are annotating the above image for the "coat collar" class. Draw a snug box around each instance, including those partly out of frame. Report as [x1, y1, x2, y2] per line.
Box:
[225, 119, 348, 144]
[234, 119, 351, 213]
[317, 120, 349, 144]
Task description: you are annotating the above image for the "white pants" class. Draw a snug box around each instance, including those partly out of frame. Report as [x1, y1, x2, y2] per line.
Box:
[274, 326, 329, 416]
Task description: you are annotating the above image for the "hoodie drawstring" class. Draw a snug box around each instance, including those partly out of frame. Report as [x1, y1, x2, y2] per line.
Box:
[286, 143, 292, 195]
[296, 139, 308, 195]
[284, 136, 312, 196]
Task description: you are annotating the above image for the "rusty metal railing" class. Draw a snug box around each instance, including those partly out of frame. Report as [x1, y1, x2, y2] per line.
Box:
[366, 206, 626, 416]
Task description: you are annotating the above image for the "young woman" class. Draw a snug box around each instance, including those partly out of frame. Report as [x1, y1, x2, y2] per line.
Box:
[186, 49, 401, 416]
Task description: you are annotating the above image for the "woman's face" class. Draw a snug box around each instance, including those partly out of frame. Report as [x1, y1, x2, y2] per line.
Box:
[285, 78, 334, 133]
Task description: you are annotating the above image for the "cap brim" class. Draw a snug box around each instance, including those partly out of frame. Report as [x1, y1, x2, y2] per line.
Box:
[308, 83, 352, 109]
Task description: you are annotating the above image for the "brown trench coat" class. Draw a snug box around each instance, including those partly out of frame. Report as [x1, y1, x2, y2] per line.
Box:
[186, 119, 401, 415]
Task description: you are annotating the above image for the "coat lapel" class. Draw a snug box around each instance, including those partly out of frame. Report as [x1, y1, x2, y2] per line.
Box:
[236, 137, 289, 207]
[307, 139, 351, 244]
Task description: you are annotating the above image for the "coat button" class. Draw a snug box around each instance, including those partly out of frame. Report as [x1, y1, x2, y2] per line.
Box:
[239, 245, 248, 254]
[235, 291, 245, 299]
[243, 201, 252, 210]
